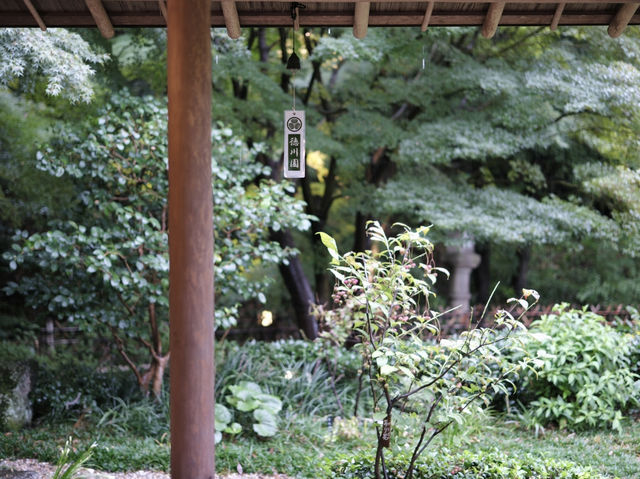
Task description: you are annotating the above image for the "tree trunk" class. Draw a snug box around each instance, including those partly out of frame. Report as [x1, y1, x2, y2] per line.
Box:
[353, 211, 370, 253]
[314, 271, 330, 305]
[513, 246, 531, 294]
[271, 228, 318, 339]
[143, 354, 170, 398]
[300, 156, 338, 304]
[259, 149, 318, 340]
[473, 242, 491, 304]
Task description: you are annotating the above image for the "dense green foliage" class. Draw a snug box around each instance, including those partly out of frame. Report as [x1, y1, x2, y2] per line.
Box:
[31, 354, 137, 422]
[211, 26, 640, 305]
[330, 449, 612, 479]
[519, 305, 640, 431]
[2, 92, 312, 393]
[220, 381, 283, 439]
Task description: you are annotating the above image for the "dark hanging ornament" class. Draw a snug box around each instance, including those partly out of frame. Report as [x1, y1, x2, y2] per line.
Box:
[286, 51, 301, 71]
[286, 2, 305, 71]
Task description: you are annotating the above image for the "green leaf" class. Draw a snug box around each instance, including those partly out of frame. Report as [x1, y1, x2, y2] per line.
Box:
[253, 408, 277, 426]
[254, 393, 283, 414]
[317, 232, 339, 262]
[380, 364, 397, 376]
[215, 403, 232, 428]
[224, 422, 242, 435]
[236, 399, 261, 412]
[253, 422, 277, 437]
[397, 365, 415, 379]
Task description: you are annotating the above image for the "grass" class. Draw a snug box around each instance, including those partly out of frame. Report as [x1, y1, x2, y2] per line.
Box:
[0, 424, 170, 472]
[216, 415, 371, 477]
[2, 414, 639, 478]
[464, 419, 640, 479]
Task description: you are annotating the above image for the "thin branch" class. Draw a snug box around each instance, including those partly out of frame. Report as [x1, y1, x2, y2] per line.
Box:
[109, 326, 144, 386]
[138, 336, 161, 362]
[354, 368, 365, 417]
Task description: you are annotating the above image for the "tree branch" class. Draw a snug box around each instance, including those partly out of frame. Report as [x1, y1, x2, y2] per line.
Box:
[109, 325, 144, 387]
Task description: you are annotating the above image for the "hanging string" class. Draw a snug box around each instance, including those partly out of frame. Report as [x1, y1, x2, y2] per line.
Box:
[292, 77, 296, 111]
[292, 27, 296, 111]
[285, 4, 304, 111]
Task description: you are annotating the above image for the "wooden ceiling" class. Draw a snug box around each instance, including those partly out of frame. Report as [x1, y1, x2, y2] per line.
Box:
[2, 1, 640, 40]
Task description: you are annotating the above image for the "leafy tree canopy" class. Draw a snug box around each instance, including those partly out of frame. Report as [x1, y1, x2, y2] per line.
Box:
[0, 28, 107, 103]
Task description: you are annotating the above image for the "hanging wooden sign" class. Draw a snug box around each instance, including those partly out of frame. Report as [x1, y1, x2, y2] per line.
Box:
[283, 110, 305, 179]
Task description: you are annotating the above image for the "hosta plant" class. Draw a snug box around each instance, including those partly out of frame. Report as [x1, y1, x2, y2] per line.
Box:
[217, 381, 283, 442]
[317, 221, 537, 479]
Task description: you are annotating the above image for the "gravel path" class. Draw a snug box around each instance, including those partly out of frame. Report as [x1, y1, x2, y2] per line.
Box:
[0, 459, 295, 479]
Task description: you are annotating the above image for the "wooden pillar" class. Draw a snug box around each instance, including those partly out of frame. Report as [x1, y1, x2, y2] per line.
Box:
[353, 2, 371, 39]
[167, 1, 215, 479]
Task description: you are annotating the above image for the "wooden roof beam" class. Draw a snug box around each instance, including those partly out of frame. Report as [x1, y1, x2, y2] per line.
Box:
[22, 0, 46, 31]
[84, 0, 114, 38]
[353, 1, 370, 38]
[608, 2, 640, 37]
[550, 2, 565, 30]
[158, 0, 168, 24]
[221, 0, 242, 38]
[481, 1, 505, 38]
[421, 1, 434, 31]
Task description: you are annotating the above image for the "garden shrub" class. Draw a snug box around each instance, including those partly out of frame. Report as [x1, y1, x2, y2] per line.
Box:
[620, 306, 640, 377]
[329, 449, 612, 479]
[521, 304, 640, 431]
[32, 352, 139, 422]
[316, 222, 536, 479]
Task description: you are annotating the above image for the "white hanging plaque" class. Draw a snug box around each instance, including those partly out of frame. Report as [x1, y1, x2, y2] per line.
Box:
[283, 110, 305, 179]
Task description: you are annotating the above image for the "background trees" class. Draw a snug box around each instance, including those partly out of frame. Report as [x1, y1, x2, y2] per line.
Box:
[1, 25, 639, 363]
[209, 26, 640, 307]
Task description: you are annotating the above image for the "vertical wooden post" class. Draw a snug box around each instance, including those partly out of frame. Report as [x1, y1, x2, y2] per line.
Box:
[167, 1, 214, 478]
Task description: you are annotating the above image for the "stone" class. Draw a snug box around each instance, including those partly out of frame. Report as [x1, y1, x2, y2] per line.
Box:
[0, 470, 39, 479]
[0, 361, 32, 431]
[445, 235, 481, 315]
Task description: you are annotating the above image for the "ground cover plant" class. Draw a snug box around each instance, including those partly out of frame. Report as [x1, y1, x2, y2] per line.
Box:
[330, 449, 612, 479]
[2, 410, 639, 477]
[0, 330, 639, 477]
